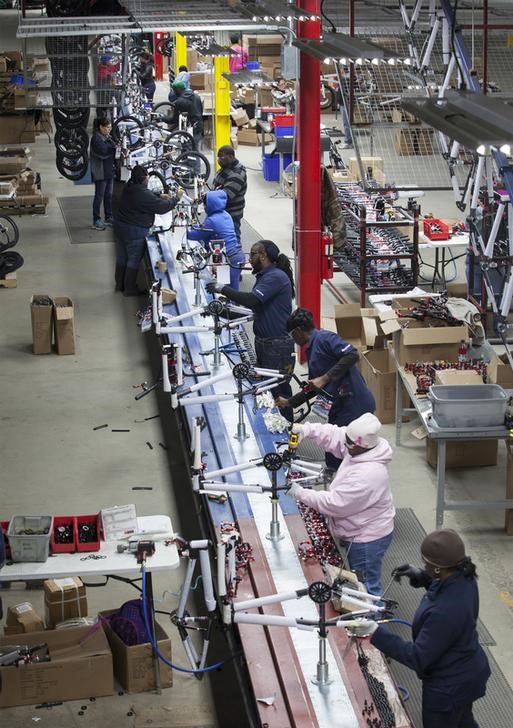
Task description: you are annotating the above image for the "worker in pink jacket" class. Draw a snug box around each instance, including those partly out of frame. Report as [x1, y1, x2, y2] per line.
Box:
[288, 412, 395, 595]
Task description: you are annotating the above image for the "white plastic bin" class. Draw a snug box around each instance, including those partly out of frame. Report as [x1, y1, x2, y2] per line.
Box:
[428, 384, 507, 428]
[8, 515, 53, 563]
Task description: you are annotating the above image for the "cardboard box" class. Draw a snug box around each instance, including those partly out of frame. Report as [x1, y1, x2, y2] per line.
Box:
[334, 304, 386, 350]
[360, 349, 396, 424]
[379, 300, 468, 366]
[230, 107, 250, 127]
[44, 577, 88, 627]
[426, 439, 498, 468]
[0, 626, 113, 707]
[447, 282, 468, 298]
[186, 48, 199, 70]
[487, 354, 513, 389]
[30, 293, 53, 354]
[237, 126, 259, 146]
[0, 115, 36, 144]
[53, 296, 75, 355]
[189, 71, 212, 91]
[348, 156, 383, 179]
[101, 611, 172, 692]
[434, 369, 484, 386]
[4, 602, 45, 636]
[394, 126, 433, 155]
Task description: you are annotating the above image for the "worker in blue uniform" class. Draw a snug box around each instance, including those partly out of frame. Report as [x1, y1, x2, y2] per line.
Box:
[187, 190, 245, 290]
[276, 307, 375, 470]
[346, 529, 491, 728]
[206, 239, 295, 413]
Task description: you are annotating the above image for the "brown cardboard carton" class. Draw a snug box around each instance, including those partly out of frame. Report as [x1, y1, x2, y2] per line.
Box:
[189, 71, 212, 91]
[30, 293, 53, 354]
[44, 577, 87, 627]
[426, 439, 498, 468]
[446, 282, 468, 298]
[230, 107, 250, 127]
[0, 626, 113, 707]
[4, 602, 45, 636]
[334, 304, 386, 350]
[360, 349, 396, 424]
[487, 354, 513, 389]
[348, 156, 384, 179]
[0, 115, 36, 144]
[101, 610, 172, 692]
[186, 48, 199, 70]
[434, 369, 483, 386]
[237, 126, 259, 146]
[53, 296, 75, 355]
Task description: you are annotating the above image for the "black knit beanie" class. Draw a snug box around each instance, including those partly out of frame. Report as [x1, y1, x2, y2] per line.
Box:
[421, 528, 466, 569]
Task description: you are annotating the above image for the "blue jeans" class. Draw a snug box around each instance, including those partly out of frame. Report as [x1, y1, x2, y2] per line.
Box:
[143, 81, 156, 103]
[93, 178, 114, 224]
[232, 216, 242, 245]
[339, 531, 393, 596]
[113, 220, 149, 269]
[226, 247, 246, 290]
[254, 335, 295, 419]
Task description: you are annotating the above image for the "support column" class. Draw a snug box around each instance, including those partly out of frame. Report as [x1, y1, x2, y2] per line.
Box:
[153, 34, 164, 81]
[213, 56, 231, 162]
[175, 32, 187, 74]
[296, 1, 321, 328]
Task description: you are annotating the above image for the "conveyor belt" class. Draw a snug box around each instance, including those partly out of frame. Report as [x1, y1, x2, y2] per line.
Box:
[144, 211, 414, 728]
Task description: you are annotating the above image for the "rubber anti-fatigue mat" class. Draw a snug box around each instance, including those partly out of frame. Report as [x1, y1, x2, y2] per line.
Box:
[57, 195, 115, 244]
[381, 508, 513, 728]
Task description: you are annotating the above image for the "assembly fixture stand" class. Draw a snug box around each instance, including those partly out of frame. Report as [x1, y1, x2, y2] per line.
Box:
[309, 581, 333, 687]
[232, 362, 250, 441]
[263, 452, 285, 541]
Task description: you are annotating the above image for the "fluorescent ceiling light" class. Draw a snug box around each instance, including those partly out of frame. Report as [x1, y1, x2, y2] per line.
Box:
[401, 91, 513, 152]
[292, 33, 404, 64]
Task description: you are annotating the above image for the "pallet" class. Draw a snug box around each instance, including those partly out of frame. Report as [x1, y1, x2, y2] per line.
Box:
[0, 204, 46, 215]
[0, 271, 17, 288]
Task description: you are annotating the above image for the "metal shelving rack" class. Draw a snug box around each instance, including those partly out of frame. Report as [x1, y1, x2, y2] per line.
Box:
[335, 192, 419, 306]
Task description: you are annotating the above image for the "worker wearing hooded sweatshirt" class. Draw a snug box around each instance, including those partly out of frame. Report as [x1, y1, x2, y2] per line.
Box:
[170, 80, 203, 148]
[187, 190, 245, 290]
[288, 412, 394, 596]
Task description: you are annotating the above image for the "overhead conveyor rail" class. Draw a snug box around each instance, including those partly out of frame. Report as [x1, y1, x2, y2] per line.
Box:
[16, 0, 272, 37]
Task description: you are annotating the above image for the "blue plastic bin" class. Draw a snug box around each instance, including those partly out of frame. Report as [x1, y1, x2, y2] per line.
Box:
[262, 153, 293, 182]
[247, 61, 260, 71]
[275, 126, 295, 137]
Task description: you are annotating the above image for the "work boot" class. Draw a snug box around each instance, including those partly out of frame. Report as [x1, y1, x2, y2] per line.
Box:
[114, 264, 126, 292]
[123, 267, 146, 297]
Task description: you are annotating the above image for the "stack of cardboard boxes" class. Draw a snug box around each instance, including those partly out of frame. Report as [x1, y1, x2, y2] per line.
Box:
[0, 576, 173, 705]
[247, 35, 282, 79]
[0, 148, 48, 213]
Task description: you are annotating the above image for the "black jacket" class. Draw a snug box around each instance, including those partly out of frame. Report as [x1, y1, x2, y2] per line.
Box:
[90, 131, 116, 182]
[138, 60, 154, 88]
[172, 89, 203, 128]
[115, 182, 177, 228]
[371, 570, 490, 711]
[213, 159, 247, 220]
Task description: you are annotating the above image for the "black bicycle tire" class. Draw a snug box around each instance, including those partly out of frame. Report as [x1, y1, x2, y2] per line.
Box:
[45, 0, 89, 17]
[53, 107, 90, 128]
[175, 150, 211, 187]
[147, 170, 169, 195]
[0, 215, 20, 252]
[56, 154, 89, 180]
[0, 251, 24, 276]
[320, 83, 335, 111]
[111, 115, 145, 147]
[54, 127, 89, 158]
[153, 101, 174, 116]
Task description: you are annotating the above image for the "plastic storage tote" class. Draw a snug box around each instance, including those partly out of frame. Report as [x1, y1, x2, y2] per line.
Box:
[8, 515, 53, 562]
[262, 153, 293, 182]
[428, 384, 507, 428]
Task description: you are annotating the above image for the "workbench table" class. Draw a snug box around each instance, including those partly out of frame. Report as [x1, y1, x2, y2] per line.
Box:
[0, 515, 180, 691]
[391, 344, 513, 532]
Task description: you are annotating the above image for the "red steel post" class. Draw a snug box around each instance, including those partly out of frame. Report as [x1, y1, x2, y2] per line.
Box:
[296, 0, 321, 330]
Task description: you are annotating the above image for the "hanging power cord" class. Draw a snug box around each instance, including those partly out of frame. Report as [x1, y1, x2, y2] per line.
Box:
[140, 565, 235, 674]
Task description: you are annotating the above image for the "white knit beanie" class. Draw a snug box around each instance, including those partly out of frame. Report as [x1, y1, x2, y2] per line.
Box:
[346, 413, 381, 449]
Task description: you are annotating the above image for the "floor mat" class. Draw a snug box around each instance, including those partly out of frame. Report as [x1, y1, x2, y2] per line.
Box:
[57, 195, 115, 244]
[381, 508, 510, 728]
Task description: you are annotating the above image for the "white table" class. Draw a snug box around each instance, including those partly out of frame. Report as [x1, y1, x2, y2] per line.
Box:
[0, 515, 180, 691]
[418, 232, 469, 288]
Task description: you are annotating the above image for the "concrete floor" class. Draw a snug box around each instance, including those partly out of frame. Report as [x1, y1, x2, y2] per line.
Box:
[0, 11, 513, 725]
